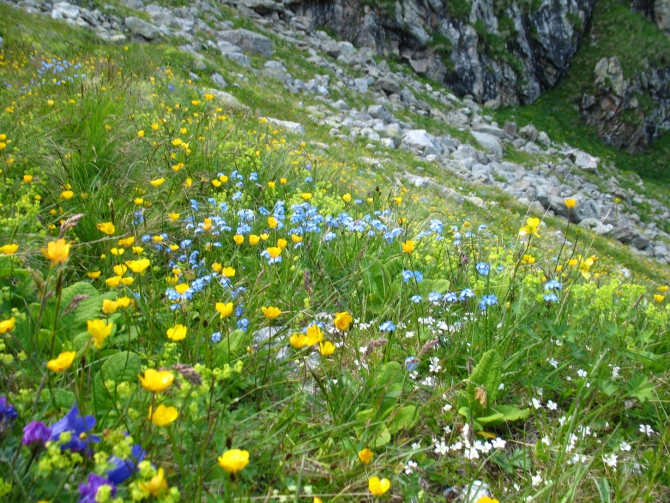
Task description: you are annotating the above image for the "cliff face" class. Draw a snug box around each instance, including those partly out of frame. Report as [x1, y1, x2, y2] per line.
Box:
[288, 0, 596, 105]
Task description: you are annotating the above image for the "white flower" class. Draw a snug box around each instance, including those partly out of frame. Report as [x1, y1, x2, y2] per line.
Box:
[531, 473, 543, 486]
[358, 346, 368, 354]
[404, 460, 418, 474]
[411, 442, 421, 450]
[491, 437, 506, 449]
[429, 356, 442, 373]
[442, 403, 453, 412]
[602, 453, 617, 469]
[611, 366, 620, 380]
[577, 369, 587, 378]
[450, 441, 463, 451]
[443, 425, 452, 434]
[464, 446, 480, 460]
[498, 382, 505, 390]
[619, 441, 631, 452]
[541, 436, 551, 446]
[405, 331, 415, 339]
[558, 416, 568, 426]
[421, 376, 435, 387]
[639, 424, 654, 437]
[532, 398, 542, 409]
[547, 400, 557, 411]
[547, 358, 558, 368]
[434, 440, 448, 455]
[568, 454, 587, 465]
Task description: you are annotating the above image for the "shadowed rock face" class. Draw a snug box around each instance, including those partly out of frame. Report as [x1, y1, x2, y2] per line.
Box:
[287, 0, 596, 105]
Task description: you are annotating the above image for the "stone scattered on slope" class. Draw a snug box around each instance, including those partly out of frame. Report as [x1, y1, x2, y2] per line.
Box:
[125, 16, 161, 40]
[262, 117, 305, 135]
[219, 28, 272, 58]
[203, 89, 249, 111]
[471, 131, 503, 159]
[568, 150, 600, 171]
[401, 130, 443, 156]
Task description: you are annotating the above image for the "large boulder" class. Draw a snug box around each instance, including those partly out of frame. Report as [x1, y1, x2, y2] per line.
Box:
[262, 117, 305, 135]
[471, 131, 503, 159]
[125, 16, 161, 40]
[203, 89, 249, 111]
[218, 29, 272, 58]
[401, 130, 443, 156]
[51, 2, 80, 20]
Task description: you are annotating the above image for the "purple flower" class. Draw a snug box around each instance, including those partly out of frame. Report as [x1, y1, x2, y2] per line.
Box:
[22, 421, 52, 448]
[0, 397, 18, 421]
[50, 405, 99, 453]
[107, 444, 146, 484]
[79, 473, 116, 503]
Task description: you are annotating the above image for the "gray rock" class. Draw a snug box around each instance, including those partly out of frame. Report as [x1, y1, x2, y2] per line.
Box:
[580, 218, 614, 235]
[373, 75, 401, 95]
[261, 60, 292, 85]
[203, 88, 249, 111]
[537, 131, 551, 147]
[241, 0, 286, 15]
[120, 0, 144, 8]
[503, 121, 518, 138]
[332, 99, 350, 111]
[211, 72, 227, 88]
[368, 104, 392, 122]
[320, 39, 341, 58]
[568, 150, 599, 171]
[401, 130, 443, 156]
[52, 2, 80, 19]
[519, 124, 538, 142]
[218, 28, 272, 58]
[263, 117, 305, 135]
[125, 16, 161, 40]
[445, 111, 470, 128]
[472, 123, 506, 139]
[471, 131, 503, 159]
[354, 77, 368, 94]
[380, 138, 396, 148]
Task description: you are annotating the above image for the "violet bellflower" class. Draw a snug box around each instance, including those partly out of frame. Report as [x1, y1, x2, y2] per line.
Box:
[78, 473, 116, 503]
[50, 405, 99, 453]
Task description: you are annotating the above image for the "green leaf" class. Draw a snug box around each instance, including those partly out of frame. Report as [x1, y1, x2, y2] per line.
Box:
[491, 404, 531, 423]
[213, 329, 248, 366]
[477, 412, 505, 426]
[595, 477, 612, 503]
[624, 373, 655, 403]
[388, 405, 418, 433]
[100, 351, 140, 382]
[598, 380, 619, 396]
[467, 349, 502, 414]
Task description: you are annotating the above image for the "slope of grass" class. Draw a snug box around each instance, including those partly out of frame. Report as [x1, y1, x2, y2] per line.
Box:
[0, 4, 668, 503]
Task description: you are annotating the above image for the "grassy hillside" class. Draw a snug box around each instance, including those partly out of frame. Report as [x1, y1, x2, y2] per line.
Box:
[0, 3, 668, 503]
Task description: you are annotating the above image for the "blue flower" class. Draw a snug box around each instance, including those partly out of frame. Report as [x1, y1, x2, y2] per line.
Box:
[443, 292, 458, 303]
[211, 332, 222, 343]
[404, 356, 420, 372]
[0, 396, 18, 422]
[50, 405, 99, 453]
[544, 293, 559, 303]
[428, 292, 443, 304]
[410, 295, 422, 303]
[544, 280, 562, 291]
[380, 321, 396, 332]
[459, 289, 475, 301]
[479, 295, 498, 310]
[107, 444, 145, 484]
[476, 262, 490, 275]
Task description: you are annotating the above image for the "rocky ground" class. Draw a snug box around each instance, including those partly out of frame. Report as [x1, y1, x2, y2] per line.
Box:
[3, 0, 670, 263]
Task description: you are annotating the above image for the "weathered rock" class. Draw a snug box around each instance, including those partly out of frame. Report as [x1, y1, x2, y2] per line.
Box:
[503, 121, 518, 138]
[219, 28, 272, 58]
[519, 124, 539, 142]
[401, 130, 443, 156]
[568, 150, 599, 171]
[536, 131, 551, 147]
[472, 123, 506, 139]
[261, 60, 293, 85]
[125, 16, 161, 40]
[211, 72, 228, 88]
[203, 88, 249, 111]
[373, 75, 401, 95]
[368, 104, 392, 122]
[354, 77, 368, 94]
[471, 131, 503, 159]
[262, 117, 305, 135]
[52, 2, 80, 20]
[579, 218, 614, 235]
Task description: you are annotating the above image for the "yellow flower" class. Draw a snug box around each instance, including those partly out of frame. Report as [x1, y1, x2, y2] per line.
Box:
[358, 448, 374, 464]
[152, 235, 164, 243]
[105, 276, 122, 287]
[42, 239, 70, 266]
[579, 257, 595, 279]
[277, 238, 288, 249]
[47, 351, 76, 372]
[216, 302, 234, 318]
[218, 449, 249, 474]
[334, 311, 353, 331]
[111, 247, 125, 256]
[0, 317, 16, 334]
[267, 246, 281, 259]
[212, 179, 221, 187]
[305, 324, 324, 346]
[268, 181, 276, 188]
[401, 241, 415, 254]
[172, 138, 183, 147]
[233, 235, 244, 245]
[568, 258, 578, 267]
[658, 285, 669, 292]
[291, 234, 302, 244]
[319, 341, 335, 356]
[175, 283, 189, 295]
[191, 100, 201, 106]
[102, 299, 118, 314]
[221, 267, 235, 278]
[564, 198, 577, 209]
[262, 306, 281, 319]
[204, 93, 214, 101]
[0, 243, 19, 255]
[268, 216, 278, 229]
[301, 193, 312, 201]
[249, 234, 260, 245]
[23, 174, 33, 183]
[168, 213, 180, 221]
[139, 369, 174, 392]
[97, 222, 115, 235]
[368, 476, 390, 496]
[653, 294, 665, 303]
[167, 324, 187, 341]
[150, 178, 165, 187]
[290, 333, 308, 349]
[342, 193, 352, 202]
[148, 404, 179, 426]
[132, 246, 144, 254]
[475, 498, 500, 503]
[137, 130, 145, 138]
[61, 190, 74, 199]
[519, 217, 541, 238]
[117, 297, 132, 308]
[313, 498, 323, 503]
[126, 259, 151, 274]
[118, 236, 135, 247]
[279, 178, 287, 184]
[151, 123, 159, 130]
[260, 233, 270, 241]
[88, 319, 114, 349]
[138, 467, 168, 497]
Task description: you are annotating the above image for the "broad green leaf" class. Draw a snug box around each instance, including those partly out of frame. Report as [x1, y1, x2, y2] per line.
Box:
[625, 373, 655, 403]
[100, 351, 140, 383]
[492, 404, 531, 423]
[388, 405, 418, 433]
[477, 412, 505, 426]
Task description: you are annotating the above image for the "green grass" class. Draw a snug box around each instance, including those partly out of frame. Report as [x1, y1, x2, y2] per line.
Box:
[0, 3, 669, 503]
